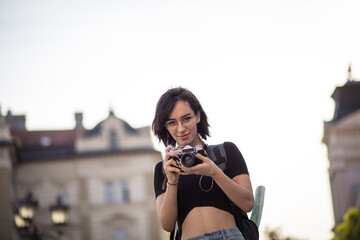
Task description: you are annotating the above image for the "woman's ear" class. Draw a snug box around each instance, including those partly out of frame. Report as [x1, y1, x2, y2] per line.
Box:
[195, 112, 201, 124]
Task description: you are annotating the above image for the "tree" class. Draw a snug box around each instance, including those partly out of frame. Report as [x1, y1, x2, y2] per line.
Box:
[332, 207, 360, 240]
[264, 226, 306, 240]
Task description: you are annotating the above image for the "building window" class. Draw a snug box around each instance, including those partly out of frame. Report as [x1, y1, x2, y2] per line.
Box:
[119, 180, 129, 203]
[105, 181, 114, 203]
[110, 131, 118, 150]
[104, 180, 130, 204]
[40, 136, 52, 147]
[113, 229, 129, 240]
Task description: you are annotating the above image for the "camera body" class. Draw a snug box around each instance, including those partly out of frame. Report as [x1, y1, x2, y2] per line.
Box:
[170, 145, 206, 167]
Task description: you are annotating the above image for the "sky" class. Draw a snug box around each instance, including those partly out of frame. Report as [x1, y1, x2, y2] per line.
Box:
[1, 0, 360, 239]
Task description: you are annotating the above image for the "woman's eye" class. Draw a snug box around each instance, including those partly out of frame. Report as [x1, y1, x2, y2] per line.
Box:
[183, 116, 191, 122]
[167, 121, 176, 126]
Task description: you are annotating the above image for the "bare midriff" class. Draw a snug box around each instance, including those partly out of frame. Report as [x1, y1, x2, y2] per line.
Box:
[181, 207, 236, 240]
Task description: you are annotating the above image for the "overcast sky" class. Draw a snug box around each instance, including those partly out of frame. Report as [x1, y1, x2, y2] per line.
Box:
[1, 0, 360, 239]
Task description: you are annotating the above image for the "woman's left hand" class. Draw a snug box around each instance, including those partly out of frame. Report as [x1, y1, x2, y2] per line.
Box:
[179, 153, 219, 177]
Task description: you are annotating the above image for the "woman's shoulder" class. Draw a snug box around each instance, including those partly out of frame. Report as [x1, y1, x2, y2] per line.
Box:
[209, 141, 236, 147]
[222, 141, 243, 155]
[154, 161, 165, 177]
[154, 161, 165, 181]
[223, 141, 237, 148]
[222, 141, 241, 152]
[222, 142, 249, 175]
[155, 160, 163, 170]
[208, 141, 240, 153]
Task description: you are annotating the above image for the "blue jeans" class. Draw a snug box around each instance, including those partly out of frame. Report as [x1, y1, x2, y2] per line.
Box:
[188, 227, 245, 240]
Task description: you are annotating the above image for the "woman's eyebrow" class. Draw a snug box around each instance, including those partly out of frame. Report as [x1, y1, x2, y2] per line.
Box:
[167, 113, 192, 121]
[180, 113, 192, 118]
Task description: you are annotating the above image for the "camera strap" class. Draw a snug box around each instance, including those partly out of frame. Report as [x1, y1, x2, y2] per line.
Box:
[198, 143, 226, 192]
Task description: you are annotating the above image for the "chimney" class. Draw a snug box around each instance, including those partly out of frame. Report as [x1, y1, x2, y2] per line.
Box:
[5, 110, 26, 131]
[75, 112, 84, 129]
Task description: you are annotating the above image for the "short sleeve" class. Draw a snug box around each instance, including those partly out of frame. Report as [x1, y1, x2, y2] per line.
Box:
[223, 142, 249, 179]
[154, 161, 166, 198]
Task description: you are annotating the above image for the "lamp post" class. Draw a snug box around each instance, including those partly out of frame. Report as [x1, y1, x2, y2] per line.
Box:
[50, 195, 69, 231]
[14, 211, 28, 229]
[19, 191, 38, 221]
[14, 192, 70, 240]
[14, 191, 40, 240]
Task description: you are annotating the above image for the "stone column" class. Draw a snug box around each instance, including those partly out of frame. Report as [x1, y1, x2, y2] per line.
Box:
[0, 117, 16, 240]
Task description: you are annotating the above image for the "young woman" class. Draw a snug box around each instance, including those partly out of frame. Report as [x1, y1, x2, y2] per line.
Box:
[152, 87, 254, 240]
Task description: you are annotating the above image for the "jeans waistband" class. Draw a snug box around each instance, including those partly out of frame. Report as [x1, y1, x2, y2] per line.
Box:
[188, 227, 243, 240]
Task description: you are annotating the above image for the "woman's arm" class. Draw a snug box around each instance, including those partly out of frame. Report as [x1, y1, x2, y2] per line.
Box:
[212, 168, 254, 212]
[155, 146, 182, 231]
[180, 153, 254, 212]
[156, 184, 178, 232]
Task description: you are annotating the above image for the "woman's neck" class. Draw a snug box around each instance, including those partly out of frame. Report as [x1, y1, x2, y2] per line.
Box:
[177, 137, 204, 148]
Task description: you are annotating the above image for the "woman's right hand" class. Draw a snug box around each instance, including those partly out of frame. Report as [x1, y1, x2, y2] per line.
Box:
[163, 145, 181, 184]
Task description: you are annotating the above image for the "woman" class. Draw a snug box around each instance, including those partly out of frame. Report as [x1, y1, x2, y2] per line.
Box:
[152, 87, 254, 240]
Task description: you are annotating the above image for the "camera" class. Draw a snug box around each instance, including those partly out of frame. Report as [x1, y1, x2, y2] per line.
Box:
[170, 145, 206, 167]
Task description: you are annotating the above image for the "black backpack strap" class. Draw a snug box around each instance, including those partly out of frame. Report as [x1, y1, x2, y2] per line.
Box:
[169, 220, 182, 240]
[176, 222, 182, 240]
[207, 143, 227, 171]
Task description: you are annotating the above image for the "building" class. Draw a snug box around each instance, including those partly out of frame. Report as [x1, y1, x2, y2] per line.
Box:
[0, 109, 165, 240]
[322, 66, 360, 227]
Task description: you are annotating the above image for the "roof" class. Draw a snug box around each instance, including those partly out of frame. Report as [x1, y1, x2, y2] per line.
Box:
[7, 110, 155, 162]
[18, 147, 158, 162]
[11, 129, 78, 151]
[330, 80, 360, 122]
[86, 119, 138, 136]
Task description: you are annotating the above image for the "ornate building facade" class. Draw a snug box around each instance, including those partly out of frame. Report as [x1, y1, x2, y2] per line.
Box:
[322, 67, 360, 227]
[0, 110, 164, 240]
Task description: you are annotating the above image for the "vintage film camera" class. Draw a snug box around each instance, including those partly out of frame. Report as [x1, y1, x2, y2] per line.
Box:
[170, 145, 206, 167]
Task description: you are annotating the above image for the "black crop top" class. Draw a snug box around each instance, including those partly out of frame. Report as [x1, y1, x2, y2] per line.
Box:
[153, 142, 249, 226]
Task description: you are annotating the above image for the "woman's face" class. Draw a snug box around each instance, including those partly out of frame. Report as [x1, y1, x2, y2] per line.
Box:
[166, 100, 201, 148]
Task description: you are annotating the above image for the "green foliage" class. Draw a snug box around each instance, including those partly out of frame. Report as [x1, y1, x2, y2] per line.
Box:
[332, 207, 360, 240]
[264, 226, 306, 240]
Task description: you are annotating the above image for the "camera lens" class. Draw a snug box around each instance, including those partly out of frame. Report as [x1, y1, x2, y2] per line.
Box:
[181, 153, 195, 167]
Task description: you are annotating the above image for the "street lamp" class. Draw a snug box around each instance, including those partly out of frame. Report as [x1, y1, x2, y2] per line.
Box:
[49, 195, 69, 226]
[14, 192, 70, 240]
[19, 191, 38, 221]
[14, 191, 40, 240]
[14, 210, 28, 229]
[49, 195, 69, 239]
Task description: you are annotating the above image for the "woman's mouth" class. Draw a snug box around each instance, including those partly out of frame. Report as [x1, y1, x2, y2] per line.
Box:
[178, 133, 190, 140]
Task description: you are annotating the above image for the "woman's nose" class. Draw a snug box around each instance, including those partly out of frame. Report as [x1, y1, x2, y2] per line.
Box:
[177, 121, 186, 132]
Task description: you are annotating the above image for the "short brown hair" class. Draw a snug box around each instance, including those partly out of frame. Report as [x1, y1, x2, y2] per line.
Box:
[152, 87, 210, 146]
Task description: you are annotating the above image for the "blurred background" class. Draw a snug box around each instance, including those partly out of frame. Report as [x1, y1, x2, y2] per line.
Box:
[1, 0, 360, 239]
